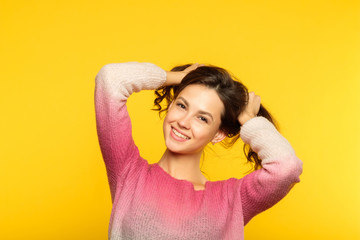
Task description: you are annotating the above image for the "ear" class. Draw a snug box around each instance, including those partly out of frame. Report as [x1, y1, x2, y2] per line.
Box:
[211, 130, 226, 144]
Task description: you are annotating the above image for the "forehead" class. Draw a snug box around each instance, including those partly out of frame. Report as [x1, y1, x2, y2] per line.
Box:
[177, 84, 224, 117]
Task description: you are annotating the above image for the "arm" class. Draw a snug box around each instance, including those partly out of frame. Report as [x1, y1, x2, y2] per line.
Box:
[94, 62, 167, 201]
[239, 116, 303, 225]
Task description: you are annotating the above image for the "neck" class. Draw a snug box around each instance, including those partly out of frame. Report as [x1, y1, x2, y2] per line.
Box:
[157, 148, 207, 185]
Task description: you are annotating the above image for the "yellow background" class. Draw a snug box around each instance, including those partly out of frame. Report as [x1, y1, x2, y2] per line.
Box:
[1, 0, 359, 239]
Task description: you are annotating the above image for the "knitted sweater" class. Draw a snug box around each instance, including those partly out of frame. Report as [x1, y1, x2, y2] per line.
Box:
[94, 62, 303, 240]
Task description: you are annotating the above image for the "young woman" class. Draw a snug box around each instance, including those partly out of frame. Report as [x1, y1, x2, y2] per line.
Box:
[94, 61, 303, 239]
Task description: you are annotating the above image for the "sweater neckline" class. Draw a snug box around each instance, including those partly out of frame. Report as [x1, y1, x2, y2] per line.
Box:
[153, 162, 210, 193]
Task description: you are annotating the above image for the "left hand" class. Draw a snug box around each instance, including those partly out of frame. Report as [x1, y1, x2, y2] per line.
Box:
[164, 63, 205, 86]
[238, 91, 261, 125]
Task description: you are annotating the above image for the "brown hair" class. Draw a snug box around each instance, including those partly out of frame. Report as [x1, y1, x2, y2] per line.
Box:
[152, 64, 278, 171]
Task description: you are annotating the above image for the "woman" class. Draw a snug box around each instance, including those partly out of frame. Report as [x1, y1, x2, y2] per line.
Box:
[94, 61, 303, 240]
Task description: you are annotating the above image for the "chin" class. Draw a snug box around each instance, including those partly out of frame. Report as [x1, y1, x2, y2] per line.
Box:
[165, 139, 204, 155]
[164, 140, 188, 154]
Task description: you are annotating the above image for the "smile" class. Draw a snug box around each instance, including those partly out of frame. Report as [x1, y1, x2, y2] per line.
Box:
[171, 127, 190, 140]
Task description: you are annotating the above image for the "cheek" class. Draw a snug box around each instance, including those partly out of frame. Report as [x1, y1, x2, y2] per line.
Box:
[191, 124, 213, 140]
[163, 114, 171, 131]
[163, 111, 175, 132]
[165, 108, 180, 122]
[195, 124, 220, 140]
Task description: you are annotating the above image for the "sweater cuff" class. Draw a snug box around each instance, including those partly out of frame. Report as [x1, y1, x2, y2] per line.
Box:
[239, 116, 296, 163]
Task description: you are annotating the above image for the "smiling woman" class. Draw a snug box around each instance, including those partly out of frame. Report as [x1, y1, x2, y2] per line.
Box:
[162, 84, 225, 155]
[94, 61, 303, 239]
[154, 63, 273, 172]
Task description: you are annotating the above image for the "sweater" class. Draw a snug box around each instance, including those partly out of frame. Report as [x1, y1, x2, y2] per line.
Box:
[94, 62, 303, 240]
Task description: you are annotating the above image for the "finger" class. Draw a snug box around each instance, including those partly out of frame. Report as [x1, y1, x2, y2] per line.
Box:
[188, 63, 201, 70]
[246, 92, 261, 115]
[254, 96, 261, 115]
[250, 94, 260, 105]
[183, 64, 197, 73]
[248, 92, 260, 102]
[247, 91, 255, 104]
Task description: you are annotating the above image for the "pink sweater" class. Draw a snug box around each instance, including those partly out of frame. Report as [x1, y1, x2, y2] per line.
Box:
[94, 62, 303, 240]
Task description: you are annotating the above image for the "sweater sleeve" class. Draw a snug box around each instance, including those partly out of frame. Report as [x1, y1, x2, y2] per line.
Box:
[238, 116, 303, 225]
[94, 62, 167, 201]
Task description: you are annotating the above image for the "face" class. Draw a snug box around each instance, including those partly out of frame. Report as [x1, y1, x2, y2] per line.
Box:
[163, 84, 226, 155]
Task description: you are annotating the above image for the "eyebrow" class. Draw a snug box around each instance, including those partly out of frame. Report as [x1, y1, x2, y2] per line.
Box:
[177, 96, 214, 121]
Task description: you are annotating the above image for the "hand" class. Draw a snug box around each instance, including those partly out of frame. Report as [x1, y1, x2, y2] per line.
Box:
[164, 63, 204, 86]
[238, 91, 261, 125]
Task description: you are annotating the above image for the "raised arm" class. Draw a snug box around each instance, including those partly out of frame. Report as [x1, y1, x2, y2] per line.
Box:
[94, 62, 167, 200]
[238, 116, 303, 225]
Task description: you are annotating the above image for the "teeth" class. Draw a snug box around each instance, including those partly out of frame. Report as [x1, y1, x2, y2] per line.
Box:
[172, 128, 190, 139]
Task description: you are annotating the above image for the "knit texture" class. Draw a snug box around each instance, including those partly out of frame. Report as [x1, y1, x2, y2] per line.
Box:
[94, 62, 303, 240]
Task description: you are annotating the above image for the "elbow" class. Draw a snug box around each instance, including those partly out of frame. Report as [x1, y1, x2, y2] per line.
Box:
[285, 155, 303, 183]
[94, 64, 120, 101]
[95, 63, 126, 97]
[95, 62, 132, 86]
[274, 155, 303, 184]
[95, 64, 113, 84]
[94, 63, 134, 100]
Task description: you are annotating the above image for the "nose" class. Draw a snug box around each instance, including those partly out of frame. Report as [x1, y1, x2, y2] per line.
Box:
[178, 113, 191, 130]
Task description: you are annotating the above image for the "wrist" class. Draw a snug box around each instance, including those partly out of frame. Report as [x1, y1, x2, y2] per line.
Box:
[164, 71, 184, 86]
[239, 115, 256, 126]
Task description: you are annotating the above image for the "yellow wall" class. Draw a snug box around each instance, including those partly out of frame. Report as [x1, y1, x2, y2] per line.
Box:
[1, 0, 359, 239]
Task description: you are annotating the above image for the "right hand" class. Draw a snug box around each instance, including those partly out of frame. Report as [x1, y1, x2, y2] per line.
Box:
[238, 91, 261, 125]
[164, 63, 204, 86]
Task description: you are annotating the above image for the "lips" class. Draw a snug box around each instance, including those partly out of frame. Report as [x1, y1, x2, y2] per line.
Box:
[171, 127, 190, 141]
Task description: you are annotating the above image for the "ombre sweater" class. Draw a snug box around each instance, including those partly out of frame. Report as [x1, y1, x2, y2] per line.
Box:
[94, 62, 303, 240]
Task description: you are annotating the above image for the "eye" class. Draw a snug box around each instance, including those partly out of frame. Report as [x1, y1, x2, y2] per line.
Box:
[176, 103, 186, 109]
[199, 116, 208, 123]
